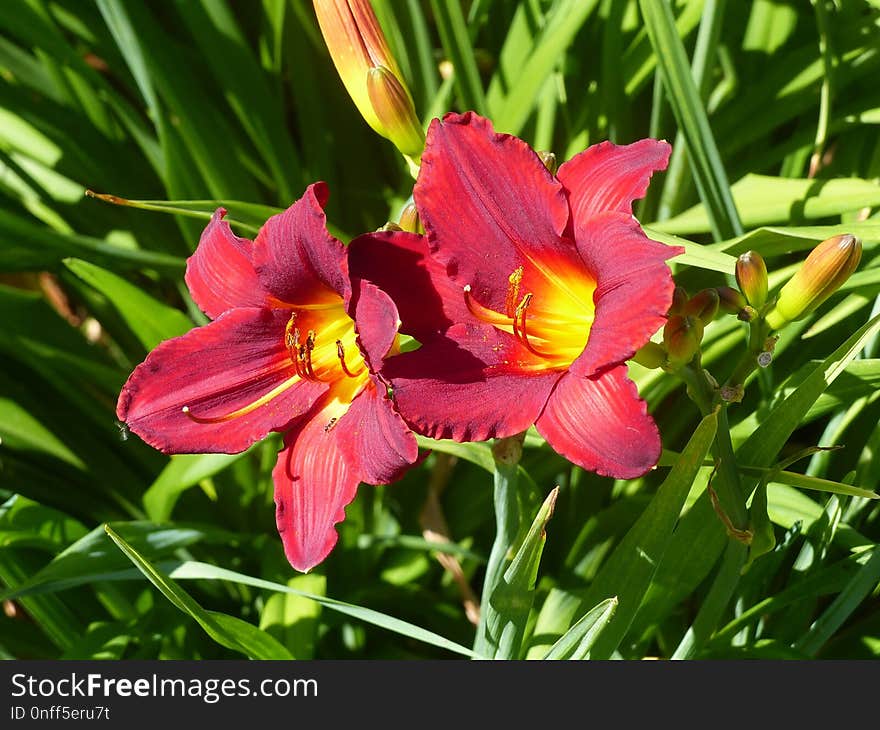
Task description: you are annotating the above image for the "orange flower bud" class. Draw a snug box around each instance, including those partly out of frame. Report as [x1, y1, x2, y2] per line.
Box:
[684, 288, 720, 325]
[366, 66, 425, 159]
[735, 251, 768, 308]
[715, 286, 747, 315]
[663, 315, 703, 366]
[314, 1, 423, 160]
[766, 234, 862, 330]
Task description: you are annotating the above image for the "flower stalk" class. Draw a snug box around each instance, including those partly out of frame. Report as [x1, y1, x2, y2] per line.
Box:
[474, 433, 526, 659]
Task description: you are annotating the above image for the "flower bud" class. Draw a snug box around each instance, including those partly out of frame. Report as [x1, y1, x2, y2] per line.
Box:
[537, 151, 557, 174]
[766, 234, 862, 330]
[684, 288, 720, 325]
[632, 341, 666, 369]
[366, 66, 425, 159]
[663, 315, 703, 366]
[669, 286, 688, 316]
[398, 202, 422, 234]
[735, 251, 768, 308]
[715, 286, 747, 315]
[314, 1, 423, 160]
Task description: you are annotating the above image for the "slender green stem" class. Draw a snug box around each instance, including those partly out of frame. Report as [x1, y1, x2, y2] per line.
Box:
[671, 361, 749, 659]
[809, 0, 834, 177]
[725, 318, 771, 393]
[473, 436, 525, 659]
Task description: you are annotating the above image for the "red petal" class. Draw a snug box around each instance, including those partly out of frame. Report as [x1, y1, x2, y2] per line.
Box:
[252, 183, 350, 306]
[536, 366, 661, 479]
[348, 278, 400, 371]
[557, 138, 671, 222]
[414, 112, 574, 313]
[273, 403, 361, 572]
[383, 323, 560, 442]
[185, 209, 268, 319]
[571, 211, 681, 377]
[335, 379, 418, 485]
[348, 230, 469, 339]
[117, 308, 326, 454]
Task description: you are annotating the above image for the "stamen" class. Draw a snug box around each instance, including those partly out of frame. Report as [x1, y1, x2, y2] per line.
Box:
[284, 313, 299, 355]
[511, 292, 529, 341]
[505, 267, 524, 318]
[181, 376, 301, 424]
[303, 330, 319, 380]
[336, 339, 364, 378]
[463, 285, 510, 325]
[514, 293, 552, 357]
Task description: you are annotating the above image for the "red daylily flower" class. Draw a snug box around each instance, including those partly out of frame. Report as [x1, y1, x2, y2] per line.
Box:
[350, 112, 682, 479]
[117, 184, 418, 571]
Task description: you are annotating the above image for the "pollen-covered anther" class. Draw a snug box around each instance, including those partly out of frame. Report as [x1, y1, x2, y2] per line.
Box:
[300, 330, 321, 381]
[505, 266, 524, 318]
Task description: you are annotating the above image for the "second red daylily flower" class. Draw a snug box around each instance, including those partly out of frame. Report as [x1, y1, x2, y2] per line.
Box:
[117, 184, 418, 572]
[350, 112, 682, 478]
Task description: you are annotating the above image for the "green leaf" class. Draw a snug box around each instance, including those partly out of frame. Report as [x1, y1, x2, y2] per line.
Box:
[259, 574, 325, 660]
[86, 192, 284, 236]
[644, 227, 736, 274]
[0, 208, 185, 273]
[64, 258, 192, 350]
[711, 549, 872, 645]
[1, 521, 238, 601]
[639, 0, 742, 240]
[61, 621, 131, 660]
[429, 0, 486, 115]
[795, 546, 880, 656]
[166, 561, 476, 658]
[656, 175, 880, 235]
[105, 525, 292, 659]
[492, 0, 601, 136]
[542, 597, 618, 660]
[746, 479, 775, 568]
[486, 487, 559, 660]
[767, 484, 870, 552]
[737, 313, 880, 469]
[143, 452, 249, 522]
[534, 410, 718, 659]
[719, 222, 880, 258]
[415, 435, 494, 471]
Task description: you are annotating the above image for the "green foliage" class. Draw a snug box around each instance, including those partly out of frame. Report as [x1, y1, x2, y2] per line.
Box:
[1, 0, 879, 660]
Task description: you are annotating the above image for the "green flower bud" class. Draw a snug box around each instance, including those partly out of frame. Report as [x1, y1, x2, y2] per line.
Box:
[398, 202, 422, 234]
[735, 251, 769, 308]
[684, 288, 720, 325]
[632, 341, 666, 369]
[766, 234, 862, 330]
[663, 315, 703, 366]
[716, 286, 747, 315]
[669, 286, 689, 316]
